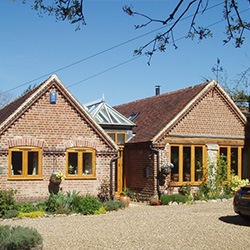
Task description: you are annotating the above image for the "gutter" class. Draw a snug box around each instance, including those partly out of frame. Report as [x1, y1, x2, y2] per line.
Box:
[150, 144, 161, 198]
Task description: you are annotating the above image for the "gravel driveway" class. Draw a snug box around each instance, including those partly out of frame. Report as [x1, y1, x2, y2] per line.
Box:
[1, 199, 250, 250]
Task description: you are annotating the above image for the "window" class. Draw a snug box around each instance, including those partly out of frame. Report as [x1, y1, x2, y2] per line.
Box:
[107, 132, 126, 146]
[219, 146, 243, 178]
[128, 112, 139, 121]
[9, 147, 42, 179]
[66, 148, 96, 179]
[170, 145, 206, 183]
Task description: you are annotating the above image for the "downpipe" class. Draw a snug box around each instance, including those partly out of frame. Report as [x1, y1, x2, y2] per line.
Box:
[150, 145, 161, 198]
[109, 152, 121, 199]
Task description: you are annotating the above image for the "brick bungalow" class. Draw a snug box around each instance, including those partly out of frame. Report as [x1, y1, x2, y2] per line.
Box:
[115, 80, 250, 199]
[0, 75, 118, 201]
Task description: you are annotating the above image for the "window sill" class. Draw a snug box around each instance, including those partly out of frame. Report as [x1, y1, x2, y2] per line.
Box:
[171, 181, 203, 186]
[8, 177, 43, 181]
[65, 176, 96, 180]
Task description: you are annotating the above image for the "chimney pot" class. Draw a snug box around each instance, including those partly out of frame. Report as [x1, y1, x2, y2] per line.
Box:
[155, 85, 161, 95]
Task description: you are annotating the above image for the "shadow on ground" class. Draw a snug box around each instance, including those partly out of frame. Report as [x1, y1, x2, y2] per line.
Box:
[219, 215, 250, 226]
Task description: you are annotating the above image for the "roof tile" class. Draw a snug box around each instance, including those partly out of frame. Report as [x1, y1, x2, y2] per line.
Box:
[114, 82, 209, 143]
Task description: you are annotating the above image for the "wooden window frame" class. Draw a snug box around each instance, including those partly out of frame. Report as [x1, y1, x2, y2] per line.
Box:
[170, 144, 207, 185]
[107, 132, 126, 146]
[8, 146, 42, 180]
[218, 146, 243, 179]
[66, 147, 96, 179]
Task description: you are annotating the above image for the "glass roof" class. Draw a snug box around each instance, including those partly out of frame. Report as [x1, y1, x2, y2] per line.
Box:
[84, 97, 135, 127]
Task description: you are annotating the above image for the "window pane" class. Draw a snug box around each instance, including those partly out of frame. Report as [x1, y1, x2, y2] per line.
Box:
[171, 146, 179, 181]
[83, 152, 92, 175]
[11, 151, 23, 175]
[68, 152, 78, 174]
[231, 148, 238, 175]
[108, 133, 115, 142]
[28, 152, 38, 175]
[219, 148, 227, 158]
[195, 147, 203, 181]
[117, 133, 125, 145]
[183, 147, 191, 181]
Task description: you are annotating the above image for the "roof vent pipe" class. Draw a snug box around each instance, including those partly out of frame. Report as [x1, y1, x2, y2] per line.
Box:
[155, 85, 160, 96]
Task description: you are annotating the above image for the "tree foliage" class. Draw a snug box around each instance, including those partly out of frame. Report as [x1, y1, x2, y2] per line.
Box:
[0, 91, 13, 109]
[17, 0, 85, 30]
[123, 0, 250, 64]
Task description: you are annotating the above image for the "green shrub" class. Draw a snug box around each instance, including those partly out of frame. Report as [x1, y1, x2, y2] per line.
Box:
[36, 200, 49, 212]
[94, 206, 107, 215]
[44, 191, 72, 214]
[16, 202, 38, 213]
[179, 185, 192, 197]
[193, 182, 210, 200]
[0, 189, 17, 218]
[2, 210, 19, 219]
[104, 200, 125, 211]
[0, 225, 43, 250]
[42, 191, 125, 215]
[43, 191, 102, 215]
[160, 194, 188, 205]
[18, 211, 45, 218]
[74, 194, 102, 215]
[65, 190, 82, 212]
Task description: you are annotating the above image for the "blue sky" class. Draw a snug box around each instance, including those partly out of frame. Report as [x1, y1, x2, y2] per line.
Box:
[0, 0, 250, 106]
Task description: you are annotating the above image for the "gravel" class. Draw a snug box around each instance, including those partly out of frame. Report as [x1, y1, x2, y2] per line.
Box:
[1, 199, 250, 250]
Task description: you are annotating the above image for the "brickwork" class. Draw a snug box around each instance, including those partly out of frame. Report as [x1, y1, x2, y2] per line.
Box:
[0, 86, 116, 201]
[169, 90, 245, 137]
[124, 144, 156, 199]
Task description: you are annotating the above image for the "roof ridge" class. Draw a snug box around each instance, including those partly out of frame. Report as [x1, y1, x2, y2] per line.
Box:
[114, 81, 210, 108]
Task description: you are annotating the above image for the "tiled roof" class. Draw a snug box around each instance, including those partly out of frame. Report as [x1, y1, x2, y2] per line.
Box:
[114, 82, 210, 143]
[0, 84, 42, 125]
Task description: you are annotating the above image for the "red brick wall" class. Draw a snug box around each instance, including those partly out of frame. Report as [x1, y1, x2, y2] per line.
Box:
[169, 90, 245, 137]
[124, 143, 156, 200]
[0, 87, 116, 201]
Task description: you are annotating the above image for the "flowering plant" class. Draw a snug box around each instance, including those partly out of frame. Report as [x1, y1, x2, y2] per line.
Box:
[55, 172, 64, 180]
[226, 175, 249, 194]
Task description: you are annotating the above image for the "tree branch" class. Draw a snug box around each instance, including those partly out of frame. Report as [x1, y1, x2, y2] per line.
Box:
[32, 0, 86, 30]
[124, 0, 250, 64]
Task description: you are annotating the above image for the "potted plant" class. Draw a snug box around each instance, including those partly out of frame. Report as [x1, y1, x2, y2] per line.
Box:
[160, 162, 174, 175]
[50, 172, 64, 185]
[119, 188, 131, 207]
[149, 194, 161, 205]
[49, 171, 64, 194]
